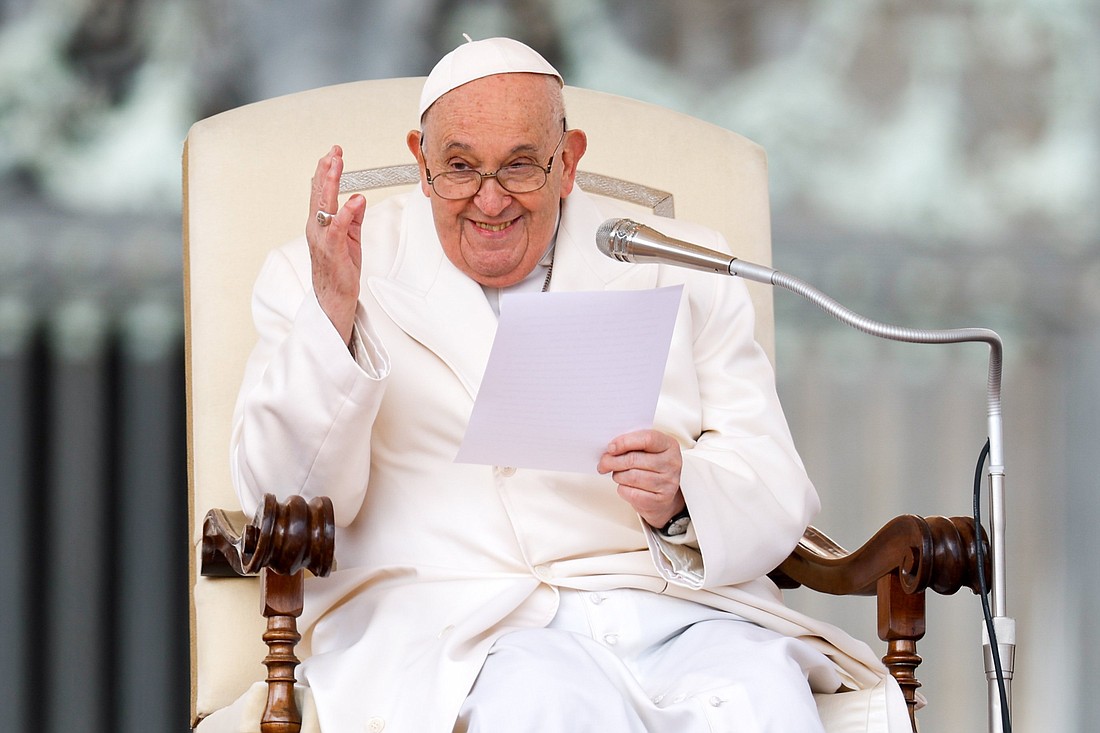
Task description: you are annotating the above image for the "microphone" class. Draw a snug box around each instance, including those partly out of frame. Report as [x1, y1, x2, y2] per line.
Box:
[595, 218, 777, 284]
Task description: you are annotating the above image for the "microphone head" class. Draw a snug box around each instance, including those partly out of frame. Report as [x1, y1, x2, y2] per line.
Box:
[595, 218, 639, 261]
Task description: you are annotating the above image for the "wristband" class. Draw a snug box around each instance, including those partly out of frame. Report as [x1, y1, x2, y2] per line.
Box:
[659, 507, 691, 537]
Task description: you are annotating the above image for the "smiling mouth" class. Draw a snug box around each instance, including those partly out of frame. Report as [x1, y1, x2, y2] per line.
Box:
[473, 218, 517, 233]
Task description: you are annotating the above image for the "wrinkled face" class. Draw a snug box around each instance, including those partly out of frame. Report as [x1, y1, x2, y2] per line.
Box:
[408, 73, 586, 288]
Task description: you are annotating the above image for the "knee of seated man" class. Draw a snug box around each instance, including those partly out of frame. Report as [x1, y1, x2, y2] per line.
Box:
[656, 622, 831, 730]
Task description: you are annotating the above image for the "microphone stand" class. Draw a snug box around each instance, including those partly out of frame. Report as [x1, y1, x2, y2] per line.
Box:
[728, 258, 1014, 733]
[598, 217, 1014, 729]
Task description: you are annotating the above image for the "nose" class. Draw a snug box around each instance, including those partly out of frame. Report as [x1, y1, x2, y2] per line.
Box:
[473, 176, 512, 217]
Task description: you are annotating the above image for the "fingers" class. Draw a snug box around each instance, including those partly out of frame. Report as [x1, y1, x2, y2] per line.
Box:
[344, 193, 367, 244]
[597, 430, 680, 481]
[311, 145, 344, 219]
[605, 430, 670, 457]
[597, 429, 684, 527]
[305, 146, 365, 348]
[615, 483, 685, 527]
[308, 146, 368, 239]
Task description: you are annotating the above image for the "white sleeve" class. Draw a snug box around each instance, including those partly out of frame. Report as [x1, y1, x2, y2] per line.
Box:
[229, 242, 390, 527]
[644, 227, 818, 590]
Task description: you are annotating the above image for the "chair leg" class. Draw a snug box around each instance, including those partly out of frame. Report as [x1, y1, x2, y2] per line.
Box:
[260, 568, 304, 733]
[877, 574, 925, 732]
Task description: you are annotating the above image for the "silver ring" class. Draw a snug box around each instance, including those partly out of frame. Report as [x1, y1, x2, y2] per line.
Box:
[316, 210, 336, 227]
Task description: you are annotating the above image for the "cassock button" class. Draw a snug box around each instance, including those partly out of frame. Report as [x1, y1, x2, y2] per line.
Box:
[496, 465, 517, 477]
[366, 716, 385, 732]
[603, 633, 619, 646]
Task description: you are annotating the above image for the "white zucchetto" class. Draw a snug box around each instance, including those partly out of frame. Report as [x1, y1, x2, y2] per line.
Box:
[418, 36, 563, 119]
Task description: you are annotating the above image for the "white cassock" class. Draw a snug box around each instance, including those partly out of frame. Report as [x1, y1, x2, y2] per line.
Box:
[229, 187, 912, 732]
[458, 587, 852, 732]
[461, 247, 847, 732]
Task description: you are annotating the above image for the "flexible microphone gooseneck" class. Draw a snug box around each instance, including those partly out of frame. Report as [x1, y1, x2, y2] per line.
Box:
[596, 218, 776, 283]
[596, 216, 1014, 733]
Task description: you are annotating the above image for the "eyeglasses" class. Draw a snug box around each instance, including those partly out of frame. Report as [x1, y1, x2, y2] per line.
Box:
[421, 128, 566, 200]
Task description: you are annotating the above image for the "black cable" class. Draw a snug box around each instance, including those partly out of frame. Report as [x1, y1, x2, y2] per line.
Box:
[973, 438, 1012, 732]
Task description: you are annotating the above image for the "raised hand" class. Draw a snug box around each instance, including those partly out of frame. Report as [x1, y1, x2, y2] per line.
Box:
[307, 145, 367, 346]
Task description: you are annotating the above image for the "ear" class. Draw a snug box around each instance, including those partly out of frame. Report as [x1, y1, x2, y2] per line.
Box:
[406, 130, 431, 198]
[558, 128, 588, 199]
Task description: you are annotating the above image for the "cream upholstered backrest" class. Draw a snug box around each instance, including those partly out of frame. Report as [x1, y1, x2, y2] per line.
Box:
[184, 77, 774, 726]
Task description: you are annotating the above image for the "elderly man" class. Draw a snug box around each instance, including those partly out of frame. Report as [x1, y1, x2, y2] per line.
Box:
[231, 37, 908, 732]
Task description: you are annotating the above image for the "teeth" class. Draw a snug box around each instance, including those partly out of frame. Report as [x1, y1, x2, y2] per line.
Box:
[477, 220, 512, 232]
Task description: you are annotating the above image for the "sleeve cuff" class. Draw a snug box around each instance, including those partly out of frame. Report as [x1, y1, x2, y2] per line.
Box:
[643, 521, 704, 588]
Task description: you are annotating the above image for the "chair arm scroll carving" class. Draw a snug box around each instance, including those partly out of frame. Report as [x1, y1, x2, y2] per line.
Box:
[769, 515, 990, 731]
[200, 494, 336, 733]
[769, 514, 989, 597]
[202, 493, 335, 579]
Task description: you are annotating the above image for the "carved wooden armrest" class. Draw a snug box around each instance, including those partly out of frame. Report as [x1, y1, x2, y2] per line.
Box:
[201, 494, 335, 733]
[768, 515, 990, 731]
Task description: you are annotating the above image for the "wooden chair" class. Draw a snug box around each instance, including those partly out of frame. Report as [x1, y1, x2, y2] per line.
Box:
[184, 77, 988, 732]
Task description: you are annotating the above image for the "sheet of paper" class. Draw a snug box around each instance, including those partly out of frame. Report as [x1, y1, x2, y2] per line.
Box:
[455, 285, 683, 473]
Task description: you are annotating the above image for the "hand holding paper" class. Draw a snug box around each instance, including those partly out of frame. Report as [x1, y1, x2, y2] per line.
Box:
[598, 428, 686, 528]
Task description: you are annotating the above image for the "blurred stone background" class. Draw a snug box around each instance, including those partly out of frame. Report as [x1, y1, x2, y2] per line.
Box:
[1, 0, 1096, 730]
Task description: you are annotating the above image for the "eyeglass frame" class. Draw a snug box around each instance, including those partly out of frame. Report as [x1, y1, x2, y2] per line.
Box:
[419, 124, 568, 200]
